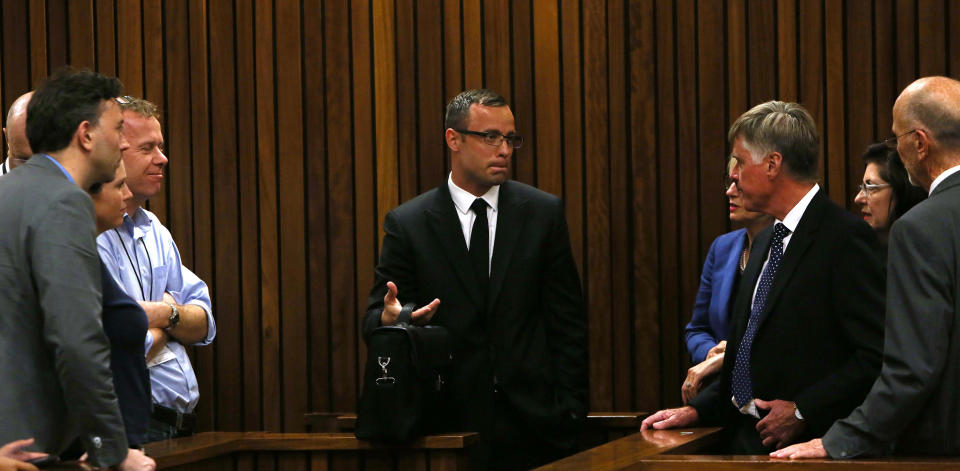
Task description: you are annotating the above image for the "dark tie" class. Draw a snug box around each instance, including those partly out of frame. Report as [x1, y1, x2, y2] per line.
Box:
[469, 198, 490, 295]
[731, 222, 791, 408]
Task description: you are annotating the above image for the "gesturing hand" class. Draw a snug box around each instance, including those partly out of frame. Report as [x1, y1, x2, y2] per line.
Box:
[755, 399, 806, 449]
[380, 281, 441, 326]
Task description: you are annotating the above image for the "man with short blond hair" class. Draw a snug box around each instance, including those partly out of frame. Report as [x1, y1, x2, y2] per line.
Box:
[98, 96, 215, 442]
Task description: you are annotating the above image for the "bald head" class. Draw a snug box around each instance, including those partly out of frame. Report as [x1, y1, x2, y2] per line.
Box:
[892, 77, 960, 190]
[895, 77, 960, 149]
[3, 91, 34, 169]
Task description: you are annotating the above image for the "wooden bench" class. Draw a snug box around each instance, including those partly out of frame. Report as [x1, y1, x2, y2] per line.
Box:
[304, 411, 647, 450]
[537, 428, 960, 470]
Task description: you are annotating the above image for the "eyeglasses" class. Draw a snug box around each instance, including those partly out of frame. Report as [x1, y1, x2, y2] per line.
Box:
[883, 129, 919, 148]
[455, 129, 524, 149]
[857, 182, 891, 196]
[114, 95, 136, 105]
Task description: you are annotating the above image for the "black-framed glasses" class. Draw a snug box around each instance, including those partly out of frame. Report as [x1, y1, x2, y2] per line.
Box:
[883, 129, 919, 148]
[455, 129, 524, 149]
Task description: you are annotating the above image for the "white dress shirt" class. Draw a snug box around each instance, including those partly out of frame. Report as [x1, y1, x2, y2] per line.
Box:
[447, 173, 499, 274]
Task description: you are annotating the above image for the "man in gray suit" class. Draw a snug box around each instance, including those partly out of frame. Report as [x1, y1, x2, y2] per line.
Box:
[773, 76, 960, 459]
[0, 69, 153, 470]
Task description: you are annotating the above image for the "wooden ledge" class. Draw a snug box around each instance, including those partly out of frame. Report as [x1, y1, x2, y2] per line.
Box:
[143, 431, 479, 469]
[536, 427, 724, 470]
[305, 411, 649, 432]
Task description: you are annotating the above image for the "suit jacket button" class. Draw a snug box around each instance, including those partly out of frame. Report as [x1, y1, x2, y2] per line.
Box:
[92, 436, 102, 448]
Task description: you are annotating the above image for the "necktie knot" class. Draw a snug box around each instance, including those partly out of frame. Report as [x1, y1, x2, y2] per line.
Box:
[772, 222, 790, 243]
[471, 198, 489, 214]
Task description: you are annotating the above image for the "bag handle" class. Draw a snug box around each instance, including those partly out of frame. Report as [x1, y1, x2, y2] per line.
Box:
[397, 302, 417, 325]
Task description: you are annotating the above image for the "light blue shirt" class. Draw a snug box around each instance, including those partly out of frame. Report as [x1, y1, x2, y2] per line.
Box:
[98, 207, 215, 413]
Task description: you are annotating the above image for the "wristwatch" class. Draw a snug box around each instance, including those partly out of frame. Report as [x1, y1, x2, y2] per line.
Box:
[167, 302, 180, 328]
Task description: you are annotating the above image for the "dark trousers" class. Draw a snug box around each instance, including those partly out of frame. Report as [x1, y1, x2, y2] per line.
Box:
[467, 390, 576, 471]
[142, 417, 193, 444]
[724, 412, 772, 454]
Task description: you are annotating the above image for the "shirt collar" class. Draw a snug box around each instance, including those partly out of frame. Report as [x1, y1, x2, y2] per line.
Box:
[929, 164, 960, 195]
[777, 183, 819, 233]
[41, 154, 75, 184]
[447, 173, 500, 215]
[120, 206, 153, 238]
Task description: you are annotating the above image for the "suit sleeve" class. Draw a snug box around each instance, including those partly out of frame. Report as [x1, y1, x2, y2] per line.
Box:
[33, 192, 129, 467]
[792, 221, 885, 435]
[363, 210, 419, 340]
[823, 214, 951, 458]
[542, 199, 589, 418]
[686, 237, 722, 363]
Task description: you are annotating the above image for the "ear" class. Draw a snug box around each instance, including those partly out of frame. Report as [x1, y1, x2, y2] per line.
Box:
[765, 151, 783, 179]
[914, 128, 932, 162]
[76, 121, 96, 152]
[445, 128, 461, 152]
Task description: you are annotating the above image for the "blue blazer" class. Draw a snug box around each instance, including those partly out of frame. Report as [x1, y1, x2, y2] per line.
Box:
[684, 228, 746, 363]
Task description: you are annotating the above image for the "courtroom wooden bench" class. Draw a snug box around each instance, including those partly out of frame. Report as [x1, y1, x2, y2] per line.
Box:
[142, 431, 477, 470]
[537, 427, 960, 470]
[304, 410, 648, 450]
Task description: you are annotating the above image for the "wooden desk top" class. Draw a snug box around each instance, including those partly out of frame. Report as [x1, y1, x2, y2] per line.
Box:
[537, 428, 960, 470]
[144, 431, 479, 468]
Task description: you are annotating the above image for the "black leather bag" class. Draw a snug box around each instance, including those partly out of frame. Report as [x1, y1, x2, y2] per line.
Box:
[355, 303, 453, 442]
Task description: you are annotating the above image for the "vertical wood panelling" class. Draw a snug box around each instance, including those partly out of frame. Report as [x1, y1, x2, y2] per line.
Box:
[3, 0, 956, 430]
[302, 0, 328, 422]
[234, 0, 263, 432]
[532, 0, 562, 196]
[208, 0, 241, 432]
[629, 0, 660, 413]
[275, 0, 307, 432]
[582, 0, 612, 412]
[253, 0, 281, 432]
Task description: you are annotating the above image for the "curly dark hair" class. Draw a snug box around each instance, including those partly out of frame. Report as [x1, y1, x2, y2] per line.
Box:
[862, 142, 926, 225]
[26, 67, 124, 154]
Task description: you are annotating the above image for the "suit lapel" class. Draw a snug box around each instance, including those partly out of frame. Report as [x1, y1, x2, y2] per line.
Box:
[487, 181, 528, 314]
[754, 190, 823, 328]
[425, 185, 485, 307]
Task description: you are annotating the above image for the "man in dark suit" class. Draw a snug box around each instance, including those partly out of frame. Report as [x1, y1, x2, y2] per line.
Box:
[0, 69, 154, 470]
[642, 101, 886, 454]
[363, 89, 588, 470]
[773, 76, 960, 459]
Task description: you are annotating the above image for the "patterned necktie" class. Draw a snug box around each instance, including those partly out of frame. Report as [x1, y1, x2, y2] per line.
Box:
[469, 198, 490, 292]
[731, 222, 791, 408]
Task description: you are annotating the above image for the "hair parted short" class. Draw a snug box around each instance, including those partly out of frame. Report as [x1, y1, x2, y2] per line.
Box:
[728, 100, 820, 182]
[444, 89, 509, 131]
[118, 96, 161, 120]
[26, 67, 124, 155]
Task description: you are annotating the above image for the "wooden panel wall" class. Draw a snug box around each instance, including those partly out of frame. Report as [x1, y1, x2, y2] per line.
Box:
[2, 0, 958, 432]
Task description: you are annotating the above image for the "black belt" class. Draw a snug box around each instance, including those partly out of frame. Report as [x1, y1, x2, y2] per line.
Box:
[151, 404, 197, 432]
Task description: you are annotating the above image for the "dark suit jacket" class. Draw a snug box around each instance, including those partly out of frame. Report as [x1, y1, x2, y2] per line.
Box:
[100, 261, 151, 447]
[363, 180, 588, 450]
[823, 170, 960, 457]
[0, 156, 129, 466]
[689, 188, 885, 450]
[685, 228, 746, 363]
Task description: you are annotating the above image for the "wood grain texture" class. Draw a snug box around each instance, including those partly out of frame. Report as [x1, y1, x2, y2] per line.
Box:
[1, 0, 955, 429]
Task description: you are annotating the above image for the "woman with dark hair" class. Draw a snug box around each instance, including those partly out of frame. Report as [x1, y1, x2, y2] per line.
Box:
[88, 162, 152, 453]
[854, 142, 926, 250]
